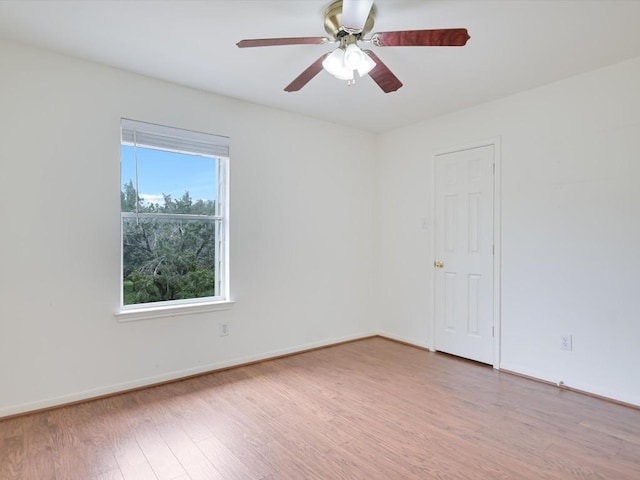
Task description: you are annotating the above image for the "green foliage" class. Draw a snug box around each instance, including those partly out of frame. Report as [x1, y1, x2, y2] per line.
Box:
[121, 179, 140, 213]
[123, 280, 135, 304]
[122, 180, 217, 305]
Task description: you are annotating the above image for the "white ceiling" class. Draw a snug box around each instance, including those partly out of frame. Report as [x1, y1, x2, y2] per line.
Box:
[2, 0, 640, 132]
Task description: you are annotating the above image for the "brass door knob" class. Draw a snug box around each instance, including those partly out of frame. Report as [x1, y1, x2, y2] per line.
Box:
[434, 261, 444, 268]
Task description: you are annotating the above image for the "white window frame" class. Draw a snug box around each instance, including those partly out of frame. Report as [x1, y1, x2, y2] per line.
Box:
[115, 119, 232, 322]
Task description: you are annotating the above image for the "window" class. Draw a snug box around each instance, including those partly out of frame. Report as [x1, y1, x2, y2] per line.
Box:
[119, 119, 230, 317]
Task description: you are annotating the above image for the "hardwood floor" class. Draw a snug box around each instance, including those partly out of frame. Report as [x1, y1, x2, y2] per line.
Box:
[1, 337, 639, 479]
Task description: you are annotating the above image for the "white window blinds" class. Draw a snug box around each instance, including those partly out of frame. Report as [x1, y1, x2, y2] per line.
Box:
[121, 118, 229, 158]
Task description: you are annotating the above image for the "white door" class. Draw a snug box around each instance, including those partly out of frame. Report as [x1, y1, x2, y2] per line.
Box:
[434, 145, 495, 364]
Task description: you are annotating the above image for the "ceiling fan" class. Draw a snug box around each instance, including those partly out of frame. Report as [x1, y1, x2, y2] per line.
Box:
[236, 0, 470, 93]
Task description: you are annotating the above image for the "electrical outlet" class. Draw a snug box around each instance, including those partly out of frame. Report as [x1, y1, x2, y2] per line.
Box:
[560, 334, 572, 351]
[219, 322, 229, 337]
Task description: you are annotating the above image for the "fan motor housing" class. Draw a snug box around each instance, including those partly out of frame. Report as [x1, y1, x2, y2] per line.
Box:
[324, 0, 376, 39]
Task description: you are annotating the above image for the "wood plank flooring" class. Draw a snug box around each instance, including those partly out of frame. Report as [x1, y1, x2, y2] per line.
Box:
[1, 337, 639, 479]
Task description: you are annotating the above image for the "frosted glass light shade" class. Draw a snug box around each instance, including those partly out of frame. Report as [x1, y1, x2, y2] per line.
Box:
[322, 44, 374, 81]
[322, 48, 345, 76]
[333, 68, 355, 81]
[322, 48, 354, 81]
[356, 52, 376, 77]
[344, 44, 365, 70]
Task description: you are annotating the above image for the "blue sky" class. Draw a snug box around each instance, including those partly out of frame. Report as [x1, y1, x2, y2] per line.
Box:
[121, 146, 218, 205]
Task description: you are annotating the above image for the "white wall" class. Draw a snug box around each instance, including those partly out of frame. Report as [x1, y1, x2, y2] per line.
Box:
[376, 56, 640, 406]
[0, 40, 377, 416]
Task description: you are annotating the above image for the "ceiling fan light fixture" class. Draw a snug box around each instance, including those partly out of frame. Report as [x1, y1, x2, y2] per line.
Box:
[322, 47, 354, 81]
[323, 43, 375, 82]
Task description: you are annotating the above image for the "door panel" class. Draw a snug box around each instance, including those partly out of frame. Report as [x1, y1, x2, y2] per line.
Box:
[434, 145, 494, 364]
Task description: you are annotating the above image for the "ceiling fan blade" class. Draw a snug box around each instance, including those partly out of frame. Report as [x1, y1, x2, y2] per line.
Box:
[284, 54, 330, 92]
[342, 0, 374, 31]
[237, 37, 329, 48]
[363, 50, 402, 93]
[372, 28, 470, 47]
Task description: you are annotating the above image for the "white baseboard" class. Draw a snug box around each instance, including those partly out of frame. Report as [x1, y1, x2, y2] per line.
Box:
[499, 362, 640, 408]
[376, 331, 431, 350]
[7, 333, 634, 418]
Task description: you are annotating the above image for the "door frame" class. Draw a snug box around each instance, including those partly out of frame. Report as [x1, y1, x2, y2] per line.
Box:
[430, 138, 502, 369]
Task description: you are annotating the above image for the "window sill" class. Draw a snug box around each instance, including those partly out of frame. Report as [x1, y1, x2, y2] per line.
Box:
[115, 300, 234, 323]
